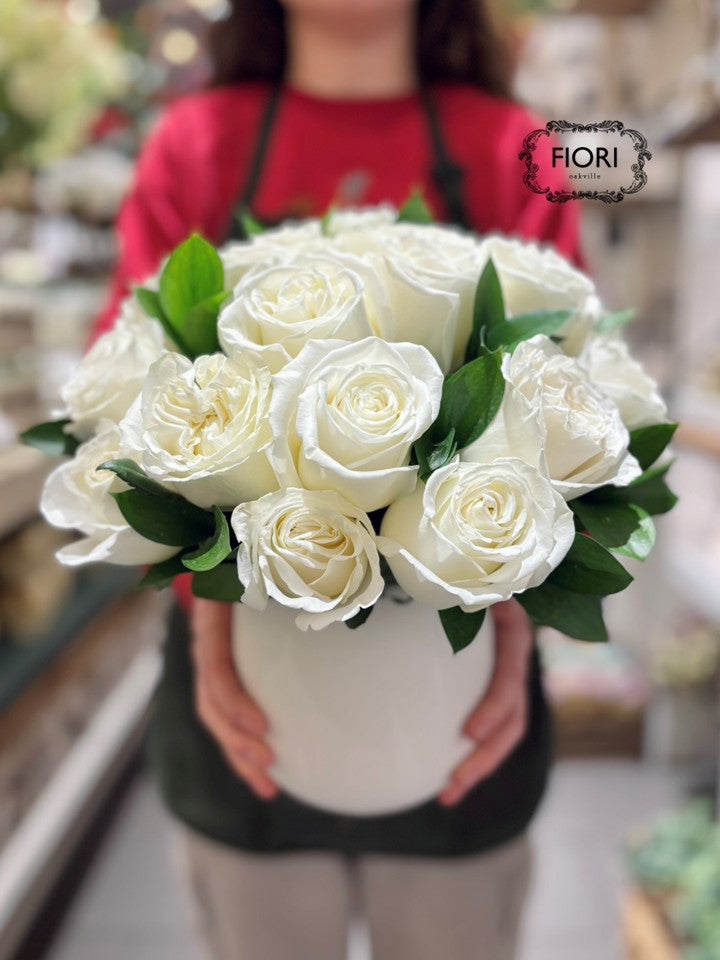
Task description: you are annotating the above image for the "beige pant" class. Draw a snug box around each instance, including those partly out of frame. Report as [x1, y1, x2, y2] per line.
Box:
[178, 827, 532, 960]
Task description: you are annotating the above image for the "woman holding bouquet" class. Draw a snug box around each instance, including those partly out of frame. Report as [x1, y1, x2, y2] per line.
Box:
[94, 0, 582, 957]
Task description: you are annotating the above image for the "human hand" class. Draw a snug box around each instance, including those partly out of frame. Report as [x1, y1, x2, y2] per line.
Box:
[438, 599, 533, 806]
[191, 598, 277, 800]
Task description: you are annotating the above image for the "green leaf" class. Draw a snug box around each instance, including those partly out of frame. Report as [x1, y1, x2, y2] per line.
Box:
[465, 259, 505, 363]
[20, 419, 79, 456]
[428, 428, 457, 471]
[134, 286, 164, 320]
[112, 489, 214, 546]
[547, 533, 633, 595]
[137, 553, 186, 590]
[97, 458, 175, 498]
[439, 607, 487, 654]
[134, 285, 193, 355]
[345, 605, 375, 629]
[628, 423, 678, 471]
[437, 351, 505, 448]
[397, 190, 434, 224]
[485, 309, 572, 353]
[183, 290, 228, 357]
[623, 461, 678, 515]
[613, 506, 656, 561]
[320, 205, 336, 236]
[237, 208, 265, 236]
[518, 584, 608, 643]
[159, 233, 225, 330]
[595, 308, 635, 334]
[191, 564, 245, 602]
[413, 428, 457, 482]
[182, 506, 232, 572]
[571, 496, 645, 548]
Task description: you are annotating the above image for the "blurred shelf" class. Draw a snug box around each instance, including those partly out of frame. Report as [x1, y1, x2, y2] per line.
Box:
[0, 643, 161, 960]
[0, 589, 169, 960]
[664, 105, 720, 147]
[668, 548, 720, 629]
[0, 565, 138, 713]
[622, 889, 680, 960]
[675, 421, 720, 460]
[0, 446, 51, 542]
[559, 0, 658, 14]
[673, 387, 720, 458]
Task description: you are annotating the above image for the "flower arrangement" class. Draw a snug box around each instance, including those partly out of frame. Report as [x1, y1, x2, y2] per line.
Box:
[23, 199, 678, 652]
[0, 0, 128, 170]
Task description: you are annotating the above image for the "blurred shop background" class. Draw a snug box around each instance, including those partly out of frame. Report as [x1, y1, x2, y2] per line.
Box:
[0, 1, 720, 959]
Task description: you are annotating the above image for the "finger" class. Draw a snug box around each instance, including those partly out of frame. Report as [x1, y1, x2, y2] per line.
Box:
[463, 675, 519, 741]
[464, 607, 532, 740]
[439, 704, 527, 806]
[222, 751, 278, 801]
[196, 682, 275, 769]
[193, 630, 267, 736]
[206, 657, 268, 737]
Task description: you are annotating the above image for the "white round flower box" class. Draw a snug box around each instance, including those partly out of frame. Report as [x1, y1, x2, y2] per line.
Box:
[232, 593, 495, 817]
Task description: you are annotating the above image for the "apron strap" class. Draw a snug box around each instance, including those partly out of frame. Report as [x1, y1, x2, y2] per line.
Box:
[227, 82, 283, 241]
[419, 86, 470, 230]
[227, 82, 470, 241]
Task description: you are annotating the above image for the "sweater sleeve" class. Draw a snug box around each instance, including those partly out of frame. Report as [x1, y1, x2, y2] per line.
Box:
[90, 102, 200, 342]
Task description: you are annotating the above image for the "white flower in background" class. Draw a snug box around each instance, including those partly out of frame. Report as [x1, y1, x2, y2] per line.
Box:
[59, 295, 165, 440]
[40, 421, 176, 567]
[504, 335, 641, 499]
[338, 222, 484, 370]
[477, 235, 601, 356]
[323, 205, 397, 236]
[218, 255, 373, 372]
[377, 459, 574, 611]
[270, 337, 443, 512]
[232, 488, 384, 631]
[0, 0, 128, 168]
[121, 351, 277, 510]
[460, 379, 547, 474]
[579, 335, 668, 429]
[221, 221, 326, 287]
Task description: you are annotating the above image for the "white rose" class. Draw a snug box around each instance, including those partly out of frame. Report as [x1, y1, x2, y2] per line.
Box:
[231, 488, 384, 631]
[477, 236, 601, 356]
[59, 295, 164, 439]
[269, 337, 443, 512]
[338, 222, 484, 370]
[377, 459, 574, 611]
[323, 205, 397, 236]
[218, 255, 373, 372]
[220, 221, 327, 287]
[40, 421, 177, 567]
[504, 336, 641, 499]
[579, 335, 668, 429]
[460, 379, 547, 473]
[121, 351, 277, 510]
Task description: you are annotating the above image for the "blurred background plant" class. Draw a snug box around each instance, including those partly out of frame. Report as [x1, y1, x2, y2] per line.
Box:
[0, 0, 130, 172]
[626, 800, 720, 959]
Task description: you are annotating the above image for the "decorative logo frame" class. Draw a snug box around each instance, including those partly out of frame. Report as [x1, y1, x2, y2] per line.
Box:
[519, 120, 652, 203]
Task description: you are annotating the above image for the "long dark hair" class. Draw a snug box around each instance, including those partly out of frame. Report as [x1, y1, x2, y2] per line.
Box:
[207, 0, 512, 98]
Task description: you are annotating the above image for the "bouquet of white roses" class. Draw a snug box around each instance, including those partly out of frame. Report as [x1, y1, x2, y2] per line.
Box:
[0, 0, 128, 170]
[24, 199, 677, 652]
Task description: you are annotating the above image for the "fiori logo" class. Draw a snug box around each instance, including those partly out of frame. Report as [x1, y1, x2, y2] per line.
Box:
[552, 146, 619, 168]
[520, 120, 651, 202]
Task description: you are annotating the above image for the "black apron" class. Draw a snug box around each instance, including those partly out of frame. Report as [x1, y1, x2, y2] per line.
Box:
[226, 83, 470, 238]
[146, 85, 553, 857]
